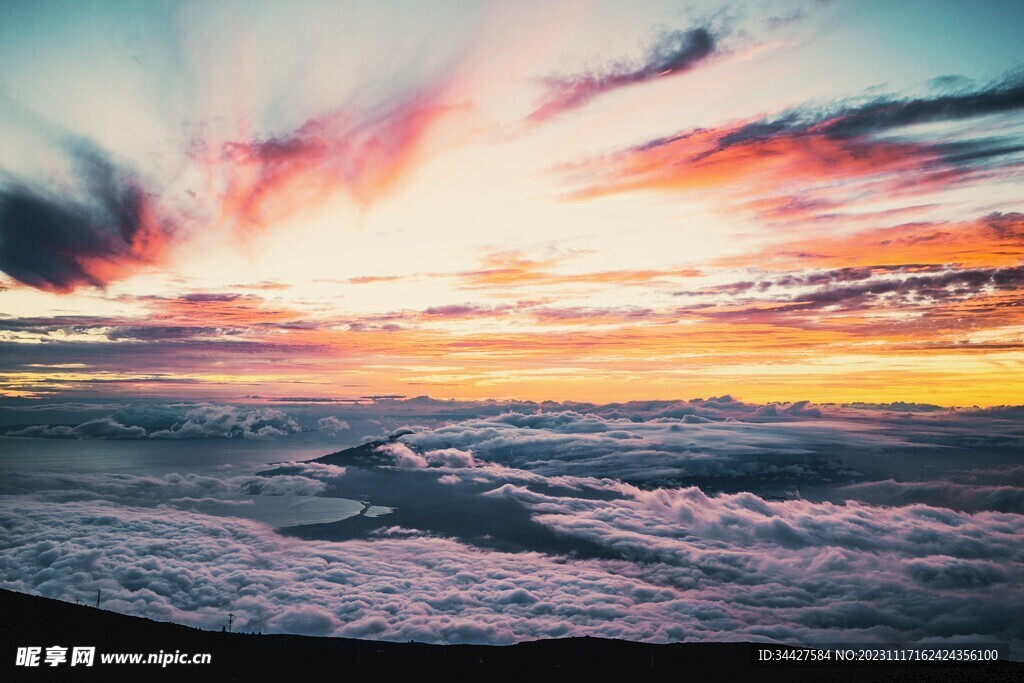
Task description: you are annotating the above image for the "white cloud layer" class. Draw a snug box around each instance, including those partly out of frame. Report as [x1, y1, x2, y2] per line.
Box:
[1, 480, 1021, 653]
[2, 400, 1023, 657]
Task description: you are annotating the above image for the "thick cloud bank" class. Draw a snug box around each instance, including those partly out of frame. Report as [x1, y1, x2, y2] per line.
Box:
[1, 490, 1021, 651]
[1, 398, 1022, 655]
[6, 404, 306, 440]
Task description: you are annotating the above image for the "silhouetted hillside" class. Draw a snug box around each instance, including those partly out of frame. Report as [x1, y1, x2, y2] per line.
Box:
[0, 588, 1016, 680]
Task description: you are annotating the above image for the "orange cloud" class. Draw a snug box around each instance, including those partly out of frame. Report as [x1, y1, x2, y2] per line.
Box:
[722, 212, 1024, 270]
[215, 98, 454, 229]
[562, 80, 1024, 226]
[566, 123, 940, 202]
[455, 250, 701, 291]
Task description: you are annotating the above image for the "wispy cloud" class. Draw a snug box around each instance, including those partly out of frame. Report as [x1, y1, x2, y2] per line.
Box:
[203, 80, 464, 231]
[528, 26, 719, 124]
[454, 250, 701, 291]
[563, 78, 1024, 216]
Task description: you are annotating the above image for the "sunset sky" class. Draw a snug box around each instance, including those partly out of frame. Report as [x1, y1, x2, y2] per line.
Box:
[2, 0, 1023, 406]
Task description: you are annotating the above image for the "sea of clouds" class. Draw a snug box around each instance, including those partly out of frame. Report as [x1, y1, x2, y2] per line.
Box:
[1, 397, 1022, 655]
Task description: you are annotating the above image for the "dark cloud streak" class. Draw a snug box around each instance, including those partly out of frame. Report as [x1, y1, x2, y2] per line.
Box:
[567, 76, 1024, 207]
[528, 27, 717, 123]
[0, 142, 173, 292]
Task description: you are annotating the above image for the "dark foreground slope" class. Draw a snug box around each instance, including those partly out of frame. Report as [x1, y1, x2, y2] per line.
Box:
[0, 589, 1017, 680]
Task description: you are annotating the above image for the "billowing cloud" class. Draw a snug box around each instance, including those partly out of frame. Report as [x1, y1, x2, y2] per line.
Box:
[150, 405, 301, 440]
[529, 27, 718, 123]
[4, 403, 304, 440]
[0, 142, 174, 292]
[390, 408, 886, 488]
[0, 469, 330, 506]
[837, 480, 1024, 514]
[7, 417, 146, 439]
[424, 447, 476, 468]
[375, 442, 477, 469]
[1, 486, 1021, 653]
[2, 399, 1024, 655]
[300, 401, 1024, 513]
[376, 441, 429, 468]
[317, 416, 350, 434]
